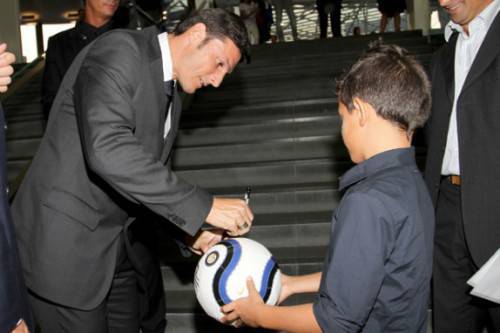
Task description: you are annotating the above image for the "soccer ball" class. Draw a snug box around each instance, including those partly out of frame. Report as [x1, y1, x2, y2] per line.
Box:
[194, 237, 281, 321]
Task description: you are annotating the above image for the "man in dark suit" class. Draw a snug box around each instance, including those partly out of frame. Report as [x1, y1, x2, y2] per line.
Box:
[12, 9, 252, 332]
[42, 0, 120, 120]
[0, 43, 32, 333]
[42, 1, 167, 331]
[424, 0, 500, 331]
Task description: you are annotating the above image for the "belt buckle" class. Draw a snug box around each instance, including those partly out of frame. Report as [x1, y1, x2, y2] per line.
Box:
[449, 175, 461, 185]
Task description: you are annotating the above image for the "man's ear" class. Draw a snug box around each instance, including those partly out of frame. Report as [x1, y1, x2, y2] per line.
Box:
[187, 22, 207, 45]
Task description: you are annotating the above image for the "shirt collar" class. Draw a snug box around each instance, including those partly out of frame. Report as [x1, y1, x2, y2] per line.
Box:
[339, 147, 416, 191]
[444, 0, 500, 41]
[75, 19, 114, 38]
[157, 32, 174, 83]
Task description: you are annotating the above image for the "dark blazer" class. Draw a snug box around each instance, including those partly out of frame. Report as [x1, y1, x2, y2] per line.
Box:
[424, 12, 500, 267]
[12, 26, 212, 310]
[42, 20, 116, 119]
[0, 104, 32, 332]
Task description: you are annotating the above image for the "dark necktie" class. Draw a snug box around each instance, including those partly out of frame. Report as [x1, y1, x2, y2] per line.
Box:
[164, 80, 175, 99]
[163, 80, 175, 140]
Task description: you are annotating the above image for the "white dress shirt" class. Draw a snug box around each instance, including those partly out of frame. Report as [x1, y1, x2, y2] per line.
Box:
[441, 0, 500, 175]
[157, 32, 175, 138]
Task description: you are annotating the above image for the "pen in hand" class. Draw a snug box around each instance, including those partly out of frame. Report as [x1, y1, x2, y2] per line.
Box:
[244, 186, 251, 205]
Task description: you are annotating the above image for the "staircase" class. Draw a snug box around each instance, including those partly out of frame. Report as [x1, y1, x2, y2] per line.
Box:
[2, 31, 436, 333]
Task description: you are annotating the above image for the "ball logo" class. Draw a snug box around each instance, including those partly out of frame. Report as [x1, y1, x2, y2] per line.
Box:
[205, 251, 219, 266]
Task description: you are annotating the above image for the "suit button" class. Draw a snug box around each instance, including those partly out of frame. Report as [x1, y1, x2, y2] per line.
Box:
[3, 125, 7, 130]
[6, 187, 9, 195]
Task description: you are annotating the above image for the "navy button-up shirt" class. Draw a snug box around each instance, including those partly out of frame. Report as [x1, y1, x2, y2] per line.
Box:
[313, 148, 434, 332]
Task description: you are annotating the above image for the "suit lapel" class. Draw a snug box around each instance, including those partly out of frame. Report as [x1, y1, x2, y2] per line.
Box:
[147, 29, 168, 159]
[462, 12, 500, 93]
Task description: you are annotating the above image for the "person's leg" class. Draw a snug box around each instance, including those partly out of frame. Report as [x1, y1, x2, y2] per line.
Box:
[432, 179, 488, 333]
[29, 292, 108, 333]
[127, 222, 167, 333]
[317, 0, 327, 38]
[380, 14, 388, 33]
[106, 260, 140, 333]
[394, 13, 401, 32]
[273, 0, 285, 41]
[283, 0, 298, 40]
[332, 1, 342, 37]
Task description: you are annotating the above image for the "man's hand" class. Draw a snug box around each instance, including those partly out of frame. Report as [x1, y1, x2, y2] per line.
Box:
[206, 198, 253, 237]
[221, 277, 264, 327]
[187, 229, 224, 255]
[11, 319, 29, 333]
[0, 43, 15, 93]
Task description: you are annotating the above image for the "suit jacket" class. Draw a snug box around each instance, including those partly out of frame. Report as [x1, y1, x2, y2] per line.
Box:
[42, 20, 116, 119]
[424, 11, 500, 267]
[0, 104, 33, 332]
[12, 26, 212, 310]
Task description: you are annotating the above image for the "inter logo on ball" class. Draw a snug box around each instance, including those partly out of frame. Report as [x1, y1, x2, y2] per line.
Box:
[194, 238, 282, 321]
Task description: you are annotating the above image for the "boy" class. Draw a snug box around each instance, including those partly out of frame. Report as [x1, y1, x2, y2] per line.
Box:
[221, 43, 434, 333]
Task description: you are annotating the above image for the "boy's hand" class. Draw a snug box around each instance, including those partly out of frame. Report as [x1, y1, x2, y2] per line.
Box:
[221, 277, 264, 327]
[278, 273, 293, 304]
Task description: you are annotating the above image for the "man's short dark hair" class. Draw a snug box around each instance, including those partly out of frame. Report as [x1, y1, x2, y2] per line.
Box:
[336, 42, 431, 133]
[174, 8, 250, 63]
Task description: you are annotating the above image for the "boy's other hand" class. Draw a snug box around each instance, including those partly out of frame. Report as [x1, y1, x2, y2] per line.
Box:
[221, 277, 264, 327]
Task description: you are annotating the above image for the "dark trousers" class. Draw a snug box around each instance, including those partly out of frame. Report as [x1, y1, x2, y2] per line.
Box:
[317, 0, 341, 38]
[127, 221, 167, 333]
[29, 237, 140, 333]
[433, 178, 500, 332]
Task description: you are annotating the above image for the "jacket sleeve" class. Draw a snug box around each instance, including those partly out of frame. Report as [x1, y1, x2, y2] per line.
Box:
[73, 32, 212, 236]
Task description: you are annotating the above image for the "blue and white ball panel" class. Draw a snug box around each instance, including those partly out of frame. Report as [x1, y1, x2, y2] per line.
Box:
[194, 238, 282, 321]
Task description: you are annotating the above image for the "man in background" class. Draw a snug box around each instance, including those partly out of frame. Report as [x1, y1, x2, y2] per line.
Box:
[42, 0, 120, 121]
[424, 0, 500, 331]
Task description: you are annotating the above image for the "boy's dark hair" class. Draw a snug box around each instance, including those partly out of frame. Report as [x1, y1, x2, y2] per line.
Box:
[174, 8, 250, 63]
[336, 42, 431, 133]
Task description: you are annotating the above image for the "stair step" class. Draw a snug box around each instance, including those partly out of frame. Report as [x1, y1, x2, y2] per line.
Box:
[6, 120, 44, 139]
[176, 158, 351, 191]
[7, 160, 31, 184]
[172, 136, 348, 169]
[175, 115, 340, 147]
[6, 137, 41, 160]
[181, 98, 337, 127]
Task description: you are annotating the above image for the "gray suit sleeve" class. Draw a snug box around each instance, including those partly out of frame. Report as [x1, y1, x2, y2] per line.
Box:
[73, 33, 211, 236]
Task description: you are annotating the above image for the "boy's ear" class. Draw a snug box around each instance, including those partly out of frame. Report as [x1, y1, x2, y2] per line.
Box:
[353, 97, 369, 127]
